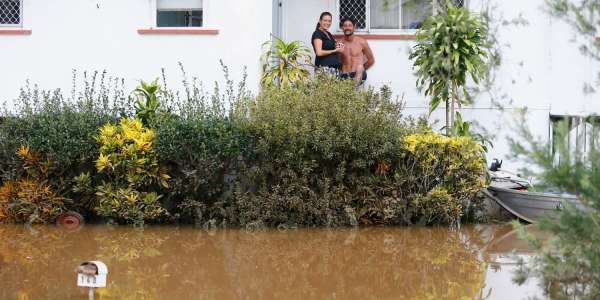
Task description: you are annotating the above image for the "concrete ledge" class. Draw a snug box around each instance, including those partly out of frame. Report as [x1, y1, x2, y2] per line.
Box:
[0, 29, 32, 35]
[137, 28, 219, 35]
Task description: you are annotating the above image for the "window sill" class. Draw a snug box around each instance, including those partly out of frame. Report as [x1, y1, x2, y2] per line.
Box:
[333, 33, 416, 40]
[0, 29, 32, 35]
[137, 28, 219, 35]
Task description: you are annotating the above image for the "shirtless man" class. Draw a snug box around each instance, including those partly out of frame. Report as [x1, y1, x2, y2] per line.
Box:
[338, 17, 375, 86]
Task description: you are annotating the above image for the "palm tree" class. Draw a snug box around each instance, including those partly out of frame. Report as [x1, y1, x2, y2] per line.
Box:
[261, 36, 312, 88]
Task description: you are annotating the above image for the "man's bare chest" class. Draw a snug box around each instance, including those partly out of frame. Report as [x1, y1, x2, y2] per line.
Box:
[341, 41, 364, 57]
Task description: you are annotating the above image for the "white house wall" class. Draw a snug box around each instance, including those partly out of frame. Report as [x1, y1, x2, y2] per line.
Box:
[469, 0, 596, 163]
[0, 0, 272, 106]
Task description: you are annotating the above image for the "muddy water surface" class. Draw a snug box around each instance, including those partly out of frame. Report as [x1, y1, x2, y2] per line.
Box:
[0, 224, 542, 299]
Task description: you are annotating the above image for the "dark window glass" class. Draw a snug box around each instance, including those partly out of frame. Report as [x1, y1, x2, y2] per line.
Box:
[0, 0, 21, 25]
[453, 0, 464, 8]
[339, 0, 366, 30]
[434, 0, 465, 10]
[157, 10, 202, 27]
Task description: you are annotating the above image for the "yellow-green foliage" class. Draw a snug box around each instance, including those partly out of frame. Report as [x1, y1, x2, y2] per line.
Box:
[400, 132, 487, 224]
[0, 146, 65, 224]
[260, 37, 312, 88]
[94, 118, 169, 224]
[235, 78, 408, 227]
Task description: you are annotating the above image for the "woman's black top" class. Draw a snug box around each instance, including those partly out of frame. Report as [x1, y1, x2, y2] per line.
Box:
[311, 29, 341, 69]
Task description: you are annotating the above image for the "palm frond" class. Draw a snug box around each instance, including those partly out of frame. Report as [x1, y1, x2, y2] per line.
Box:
[261, 37, 313, 88]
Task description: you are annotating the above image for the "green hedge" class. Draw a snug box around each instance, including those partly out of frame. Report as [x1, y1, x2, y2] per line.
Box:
[0, 74, 486, 226]
[0, 80, 127, 216]
[234, 78, 408, 227]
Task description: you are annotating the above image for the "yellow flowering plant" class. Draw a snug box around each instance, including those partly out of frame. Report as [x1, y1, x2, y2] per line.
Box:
[399, 132, 487, 225]
[93, 118, 169, 225]
[0, 146, 66, 224]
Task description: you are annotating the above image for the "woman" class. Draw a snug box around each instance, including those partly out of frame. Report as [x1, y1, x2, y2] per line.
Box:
[311, 12, 343, 75]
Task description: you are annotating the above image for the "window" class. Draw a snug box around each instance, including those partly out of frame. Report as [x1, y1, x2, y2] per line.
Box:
[0, 0, 22, 27]
[550, 115, 600, 163]
[339, 0, 464, 31]
[157, 0, 203, 27]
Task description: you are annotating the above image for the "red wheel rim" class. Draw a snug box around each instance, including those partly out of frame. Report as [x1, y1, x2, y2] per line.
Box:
[56, 212, 84, 230]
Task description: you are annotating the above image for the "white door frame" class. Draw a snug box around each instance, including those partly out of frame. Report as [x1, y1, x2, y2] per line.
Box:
[272, 0, 283, 39]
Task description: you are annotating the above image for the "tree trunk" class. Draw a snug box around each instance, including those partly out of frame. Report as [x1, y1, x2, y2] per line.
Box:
[450, 94, 455, 135]
[445, 98, 450, 136]
[449, 82, 459, 136]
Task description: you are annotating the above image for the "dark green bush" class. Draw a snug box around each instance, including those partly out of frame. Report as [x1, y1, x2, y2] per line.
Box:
[0, 70, 487, 226]
[0, 74, 132, 215]
[0, 108, 114, 180]
[149, 66, 254, 225]
[152, 114, 252, 225]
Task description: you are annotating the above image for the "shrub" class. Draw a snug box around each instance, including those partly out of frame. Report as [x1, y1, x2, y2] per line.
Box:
[0, 107, 115, 189]
[0, 73, 132, 213]
[93, 118, 169, 225]
[149, 66, 254, 225]
[0, 146, 66, 224]
[399, 132, 487, 224]
[152, 114, 252, 225]
[226, 77, 486, 228]
[0, 68, 487, 227]
[234, 77, 409, 227]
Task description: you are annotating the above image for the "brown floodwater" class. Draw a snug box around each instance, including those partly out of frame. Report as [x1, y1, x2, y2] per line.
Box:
[0, 224, 543, 300]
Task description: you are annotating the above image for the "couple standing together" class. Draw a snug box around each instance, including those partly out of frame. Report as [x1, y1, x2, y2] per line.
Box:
[311, 12, 375, 86]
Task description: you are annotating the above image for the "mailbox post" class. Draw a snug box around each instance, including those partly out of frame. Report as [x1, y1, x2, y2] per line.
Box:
[77, 261, 108, 300]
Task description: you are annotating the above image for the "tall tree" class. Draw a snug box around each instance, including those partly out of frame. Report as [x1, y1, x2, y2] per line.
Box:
[409, 3, 489, 135]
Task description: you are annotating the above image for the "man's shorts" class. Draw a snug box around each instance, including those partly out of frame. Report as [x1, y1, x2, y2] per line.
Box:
[340, 71, 367, 81]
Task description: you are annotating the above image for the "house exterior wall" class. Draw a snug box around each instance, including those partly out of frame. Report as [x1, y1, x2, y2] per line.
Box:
[1, 0, 597, 167]
[0, 0, 272, 104]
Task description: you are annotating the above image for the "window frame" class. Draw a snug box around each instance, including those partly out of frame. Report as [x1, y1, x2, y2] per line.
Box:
[154, 0, 206, 28]
[0, 0, 23, 28]
[336, 0, 466, 33]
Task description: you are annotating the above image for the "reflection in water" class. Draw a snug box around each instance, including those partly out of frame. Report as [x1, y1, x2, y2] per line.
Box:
[0, 224, 540, 300]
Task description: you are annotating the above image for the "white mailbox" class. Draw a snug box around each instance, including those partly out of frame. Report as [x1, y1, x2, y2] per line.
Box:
[77, 261, 108, 288]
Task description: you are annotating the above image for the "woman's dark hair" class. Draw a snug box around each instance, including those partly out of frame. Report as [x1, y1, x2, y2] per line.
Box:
[316, 12, 333, 30]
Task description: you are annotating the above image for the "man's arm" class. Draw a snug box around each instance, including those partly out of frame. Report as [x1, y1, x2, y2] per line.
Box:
[362, 39, 375, 70]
